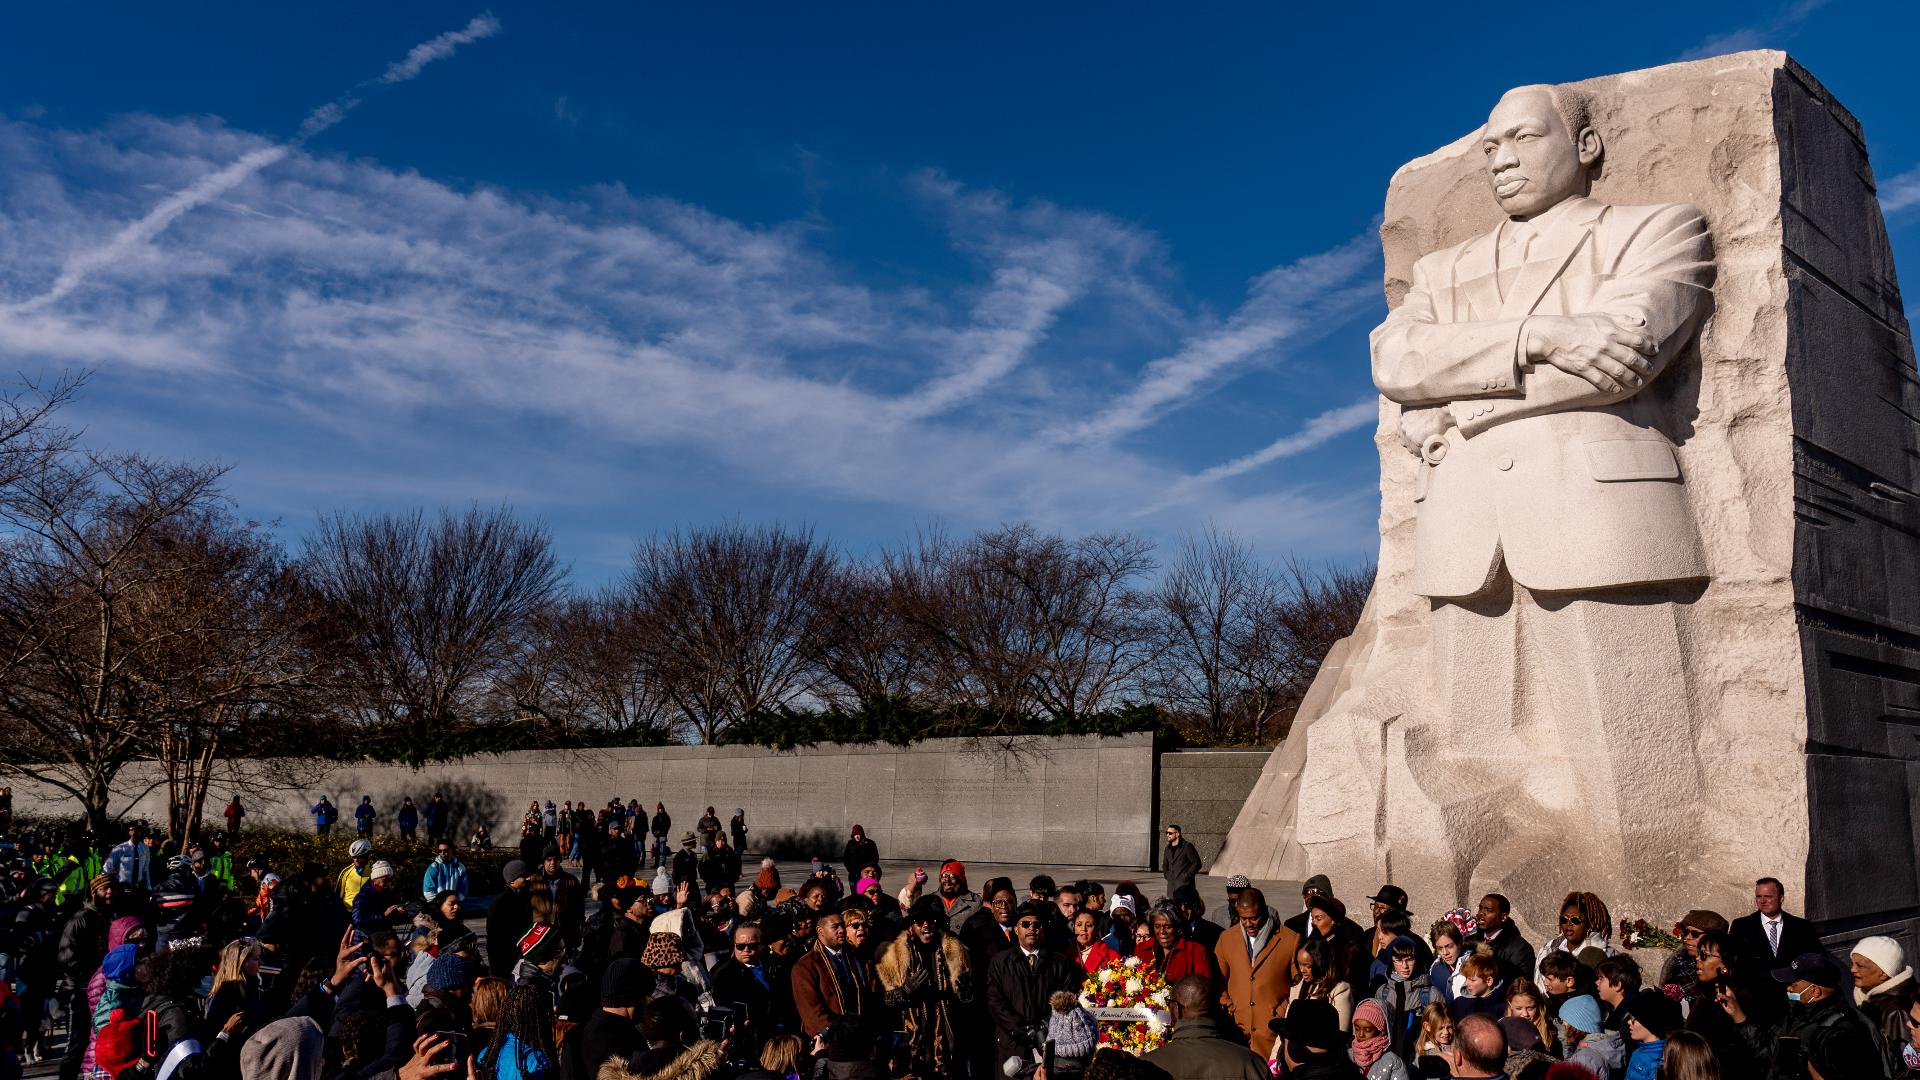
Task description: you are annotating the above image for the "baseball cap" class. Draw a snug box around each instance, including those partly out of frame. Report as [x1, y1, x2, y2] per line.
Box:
[1771, 950, 1843, 989]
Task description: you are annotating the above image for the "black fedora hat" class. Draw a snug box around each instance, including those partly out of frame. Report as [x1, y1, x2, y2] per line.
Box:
[1268, 999, 1351, 1053]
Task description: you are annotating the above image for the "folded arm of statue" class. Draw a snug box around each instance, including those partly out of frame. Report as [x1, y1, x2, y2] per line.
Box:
[1370, 259, 1532, 407]
[1455, 206, 1715, 434]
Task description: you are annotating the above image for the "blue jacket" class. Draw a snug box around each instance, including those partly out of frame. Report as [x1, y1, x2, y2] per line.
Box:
[421, 858, 469, 900]
[1624, 1039, 1663, 1080]
[480, 1033, 553, 1080]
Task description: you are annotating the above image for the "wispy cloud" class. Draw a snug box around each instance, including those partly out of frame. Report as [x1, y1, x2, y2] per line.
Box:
[0, 111, 1382, 564]
[1051, 231, 1379, 446]
[1881, 163, 1920, 218]
[381, 13, 501, 84]
[8, 12, 500, 314]
[1677, 0, 1828, 61]
[1187, 399, 1380, 485]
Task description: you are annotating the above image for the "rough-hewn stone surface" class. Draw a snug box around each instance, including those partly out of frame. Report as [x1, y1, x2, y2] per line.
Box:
[1216, 52, 1919, 944]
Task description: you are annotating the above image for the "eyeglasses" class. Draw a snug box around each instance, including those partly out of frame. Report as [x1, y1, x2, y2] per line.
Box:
[734, 942, 763, 952]
[1682, 927, 1704, 939]
[1016, 919, 1043, 929]
[1559, 914, 1585, 925]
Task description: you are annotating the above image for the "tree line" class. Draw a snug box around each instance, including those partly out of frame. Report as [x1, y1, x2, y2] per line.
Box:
[0, 378, 1369, 840]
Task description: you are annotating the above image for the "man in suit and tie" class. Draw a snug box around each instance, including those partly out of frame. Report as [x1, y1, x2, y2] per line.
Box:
[1371, 83, 1716, 908]
[792, 909, 881, 1075]
[1730, 876, 1823, 962]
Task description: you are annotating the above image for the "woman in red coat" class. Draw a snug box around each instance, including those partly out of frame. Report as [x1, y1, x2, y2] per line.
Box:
[1074, 910, 1122, 973]
[1135, 904, 1215, 982]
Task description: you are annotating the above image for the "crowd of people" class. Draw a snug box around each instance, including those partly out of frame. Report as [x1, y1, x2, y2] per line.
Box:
[0, 801, 1911, 1080]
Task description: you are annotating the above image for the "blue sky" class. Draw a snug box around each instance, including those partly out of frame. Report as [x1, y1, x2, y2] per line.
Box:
[0, 1, 1915, 582]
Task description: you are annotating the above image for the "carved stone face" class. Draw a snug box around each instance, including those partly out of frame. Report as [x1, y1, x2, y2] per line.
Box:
[1481, 87, 1595, 219]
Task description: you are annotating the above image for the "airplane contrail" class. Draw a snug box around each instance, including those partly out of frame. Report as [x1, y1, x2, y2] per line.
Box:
[11, 12, 502, 315]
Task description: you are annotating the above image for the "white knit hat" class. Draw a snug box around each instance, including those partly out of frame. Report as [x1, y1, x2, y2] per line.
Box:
[1852, 935, 1907, 979]
[369, 860, 394, 880]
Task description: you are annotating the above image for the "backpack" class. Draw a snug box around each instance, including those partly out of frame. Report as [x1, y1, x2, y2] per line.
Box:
[93, 1007, 157, 1078]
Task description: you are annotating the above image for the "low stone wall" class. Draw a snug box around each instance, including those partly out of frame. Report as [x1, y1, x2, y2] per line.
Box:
[1155, 749, 1269, 873]
[8, 733, 1159, 869]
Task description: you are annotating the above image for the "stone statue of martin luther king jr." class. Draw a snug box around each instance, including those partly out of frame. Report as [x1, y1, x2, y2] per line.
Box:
[1370, 84, 1716, 906]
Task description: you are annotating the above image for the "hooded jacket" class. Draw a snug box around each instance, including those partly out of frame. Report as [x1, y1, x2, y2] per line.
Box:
[597, 1041, 724, 1080]
[1565, 1029, 1627, 1080]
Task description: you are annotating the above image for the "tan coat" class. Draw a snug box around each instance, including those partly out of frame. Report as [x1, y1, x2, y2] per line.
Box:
[1213, 917, 1300, 1056]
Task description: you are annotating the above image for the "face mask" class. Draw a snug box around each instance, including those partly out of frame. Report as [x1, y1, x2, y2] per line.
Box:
[1786, 991, 1802, 1003]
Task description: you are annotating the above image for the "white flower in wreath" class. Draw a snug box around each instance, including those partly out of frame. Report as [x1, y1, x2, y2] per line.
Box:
[1150, 989, 1169, 1007]
[1097, 968, 1115, 984]
[1124, 956, 1141, 969]
[1124, 977, 1143, 995]
[1146, 1015, 1168, 1035]
[1079, 992, 1097, 1009]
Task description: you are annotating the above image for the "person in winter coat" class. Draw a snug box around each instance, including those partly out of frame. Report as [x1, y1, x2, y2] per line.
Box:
[1372, 937, 1436, 1063]
[841, 826, 879, 883]
[1141, 973, 1272, 1080]
[1265, 999, 1364, 1080]
[1618, 991, 1677, 1080]
[1291, 937, 1356, 1033]
[478, 983, 559, 1080]
[729, 810, 748, 854]
[396, 798, 419, 841]
[1854, 935, 1917, 1076]
[1136, 905, 1215, 984]
[1773, 950, 1888, 1080]
[1535, 892, 1615, 982]
[124, 944, 235, 1080]
[985, 902, 1083, 1071]
[790, 910, 880, 1069]
[1161, 825, 1201, 901]
[649, 805, 672, 870]
[1557, 995, 1624, 1080]
[1214, 887, 1300, 1057]
[878, 897, 973, 1080]
[1348, 1000, 1410, 1080]
[488, 862, 536, 980]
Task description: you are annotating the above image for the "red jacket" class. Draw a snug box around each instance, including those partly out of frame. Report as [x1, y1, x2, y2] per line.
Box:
[1135, 937, 1215, 983]
[1076, 941, 1122, 973]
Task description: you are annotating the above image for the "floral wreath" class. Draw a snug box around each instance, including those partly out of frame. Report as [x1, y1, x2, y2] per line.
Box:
[1078, 955, 1172, 1055]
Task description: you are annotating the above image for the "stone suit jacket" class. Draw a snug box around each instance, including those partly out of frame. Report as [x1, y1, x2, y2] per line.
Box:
[1370, 196, 1715, 598]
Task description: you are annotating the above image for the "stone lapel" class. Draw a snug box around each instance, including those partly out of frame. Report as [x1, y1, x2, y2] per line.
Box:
[1498, 196, 1606, 320]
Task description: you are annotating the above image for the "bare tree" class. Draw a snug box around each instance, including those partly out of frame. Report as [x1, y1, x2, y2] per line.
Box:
[499, 590, 677, 739]
[804, 561, 928, 712]
[301, 505, 565, 753]
[0, 453, 230, 833]
[1145, 527, 1372, 746]
[885, 524, 1156, 725]
[122, 510, 329, 845]
[626, 522, 834, 743]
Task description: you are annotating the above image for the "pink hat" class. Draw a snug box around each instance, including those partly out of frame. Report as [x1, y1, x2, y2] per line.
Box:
[856, 877, 880, 894]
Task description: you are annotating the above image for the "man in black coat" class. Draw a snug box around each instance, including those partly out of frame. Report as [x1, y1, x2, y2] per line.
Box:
[1162, 824, 1202, 900]
[486, 860, 535, 978]
[565, 957, 653, 1080]
[1729, 876, 1824, 964]
[1467, 893, 1533, 984]
[985, 901, 1083, 1071]
[710, 922, 790, 1055]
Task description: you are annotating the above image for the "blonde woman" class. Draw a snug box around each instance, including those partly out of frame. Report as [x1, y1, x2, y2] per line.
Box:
[204, 937, 263, 1035]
